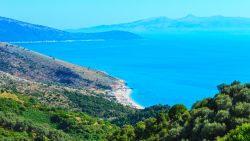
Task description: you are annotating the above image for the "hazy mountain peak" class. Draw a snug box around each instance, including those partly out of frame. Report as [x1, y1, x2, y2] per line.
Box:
[0, 16, 140, 42]
[183, 14, 197, 19]
[69, 15, 250, 34]
[129, 16, 171, 25]
[178, 14, 199, 21]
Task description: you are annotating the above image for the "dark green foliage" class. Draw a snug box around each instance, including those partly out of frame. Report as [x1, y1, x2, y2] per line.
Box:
[0, 112, 71, 141]
[0, 98, 26, 114]
[200, 121, 226, 140]
[0, 127, 31, 141]
[112, 104, 170, 126]
[64, 92, 134, 118]
[168, 104, 187, 121]
[49, 111, 118, 140]
[0, 92, 118, 140]
[109, 125, 135, 141]
[192, 98, 213, 110]
[110, 81, 250, 141]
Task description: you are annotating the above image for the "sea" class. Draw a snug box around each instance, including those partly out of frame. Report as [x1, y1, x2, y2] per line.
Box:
[15, 32, 250, 108]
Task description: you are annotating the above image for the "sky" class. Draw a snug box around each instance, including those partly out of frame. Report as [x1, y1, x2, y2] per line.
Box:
[1, 0, 250, 29]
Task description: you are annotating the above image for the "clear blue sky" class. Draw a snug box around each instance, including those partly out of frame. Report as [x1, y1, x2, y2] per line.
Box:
[1, 0, 250, 29]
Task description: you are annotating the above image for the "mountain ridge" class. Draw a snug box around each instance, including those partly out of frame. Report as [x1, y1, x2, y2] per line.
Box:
[67, 15, 250, 34]
[0, 42, 117, 90]
[0, 42, 141, 116]
[0, 16, 140, 42]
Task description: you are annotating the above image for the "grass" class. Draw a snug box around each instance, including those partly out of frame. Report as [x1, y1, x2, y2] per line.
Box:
[0, 91, 23, 103]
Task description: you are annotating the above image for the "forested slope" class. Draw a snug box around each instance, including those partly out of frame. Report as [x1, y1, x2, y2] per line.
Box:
[110, 81, 250, 141]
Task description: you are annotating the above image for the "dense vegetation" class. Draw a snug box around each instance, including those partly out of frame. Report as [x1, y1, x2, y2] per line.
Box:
[0, 91, 117, 140]
[63, 91, 134, 118]
[112, 104, 171, 126]
[109, 81, 250, 141]
[218, 123, 250, 141]
[0, 81, 249, 140]
[0, 91, 172, 140]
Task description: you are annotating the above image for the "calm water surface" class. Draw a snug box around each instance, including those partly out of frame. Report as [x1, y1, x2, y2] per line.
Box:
[16, 33, 250, 108]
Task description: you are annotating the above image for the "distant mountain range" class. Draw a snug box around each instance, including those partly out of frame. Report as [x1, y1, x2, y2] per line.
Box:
[0, 16, 140, 42]
[67, 15, 250, 34]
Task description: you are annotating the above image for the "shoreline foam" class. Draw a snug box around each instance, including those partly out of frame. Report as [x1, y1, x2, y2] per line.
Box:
[110, 80, 144, 109]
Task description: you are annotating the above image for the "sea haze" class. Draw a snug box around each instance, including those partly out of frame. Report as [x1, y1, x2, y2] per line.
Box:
[16, 32, 250, 108]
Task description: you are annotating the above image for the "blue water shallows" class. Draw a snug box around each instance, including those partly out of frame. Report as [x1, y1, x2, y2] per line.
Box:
[16, 33, 250, 108]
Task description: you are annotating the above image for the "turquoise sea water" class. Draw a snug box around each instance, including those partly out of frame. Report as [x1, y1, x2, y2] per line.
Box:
[16, 33, 250, 108]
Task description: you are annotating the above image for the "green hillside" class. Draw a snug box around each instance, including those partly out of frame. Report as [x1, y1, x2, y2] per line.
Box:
[0, 42, 139, 119]
[109, 81, 250, 141]
[0, 81, 249, 140]
[0, 91, 170, 140]
[0, 91, 118, 140]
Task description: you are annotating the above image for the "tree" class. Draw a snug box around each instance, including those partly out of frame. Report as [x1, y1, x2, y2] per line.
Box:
[218, 124, 250, 141]
[135, 121, 146, 139]
[200, 121, 226, 140]
[109, 125, 135, 141]
[168, 104, 188, 121]
[215, 110, 230, 123]
[234, 88, 250, 103]
[214, 94, 232, 110]
[232, 102, 250, 117]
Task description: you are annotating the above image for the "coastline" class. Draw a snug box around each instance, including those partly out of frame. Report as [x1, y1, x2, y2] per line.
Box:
[9, 39, 105, 44]
[110, 80, 144, 109]
[7, 41, 143, 109]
